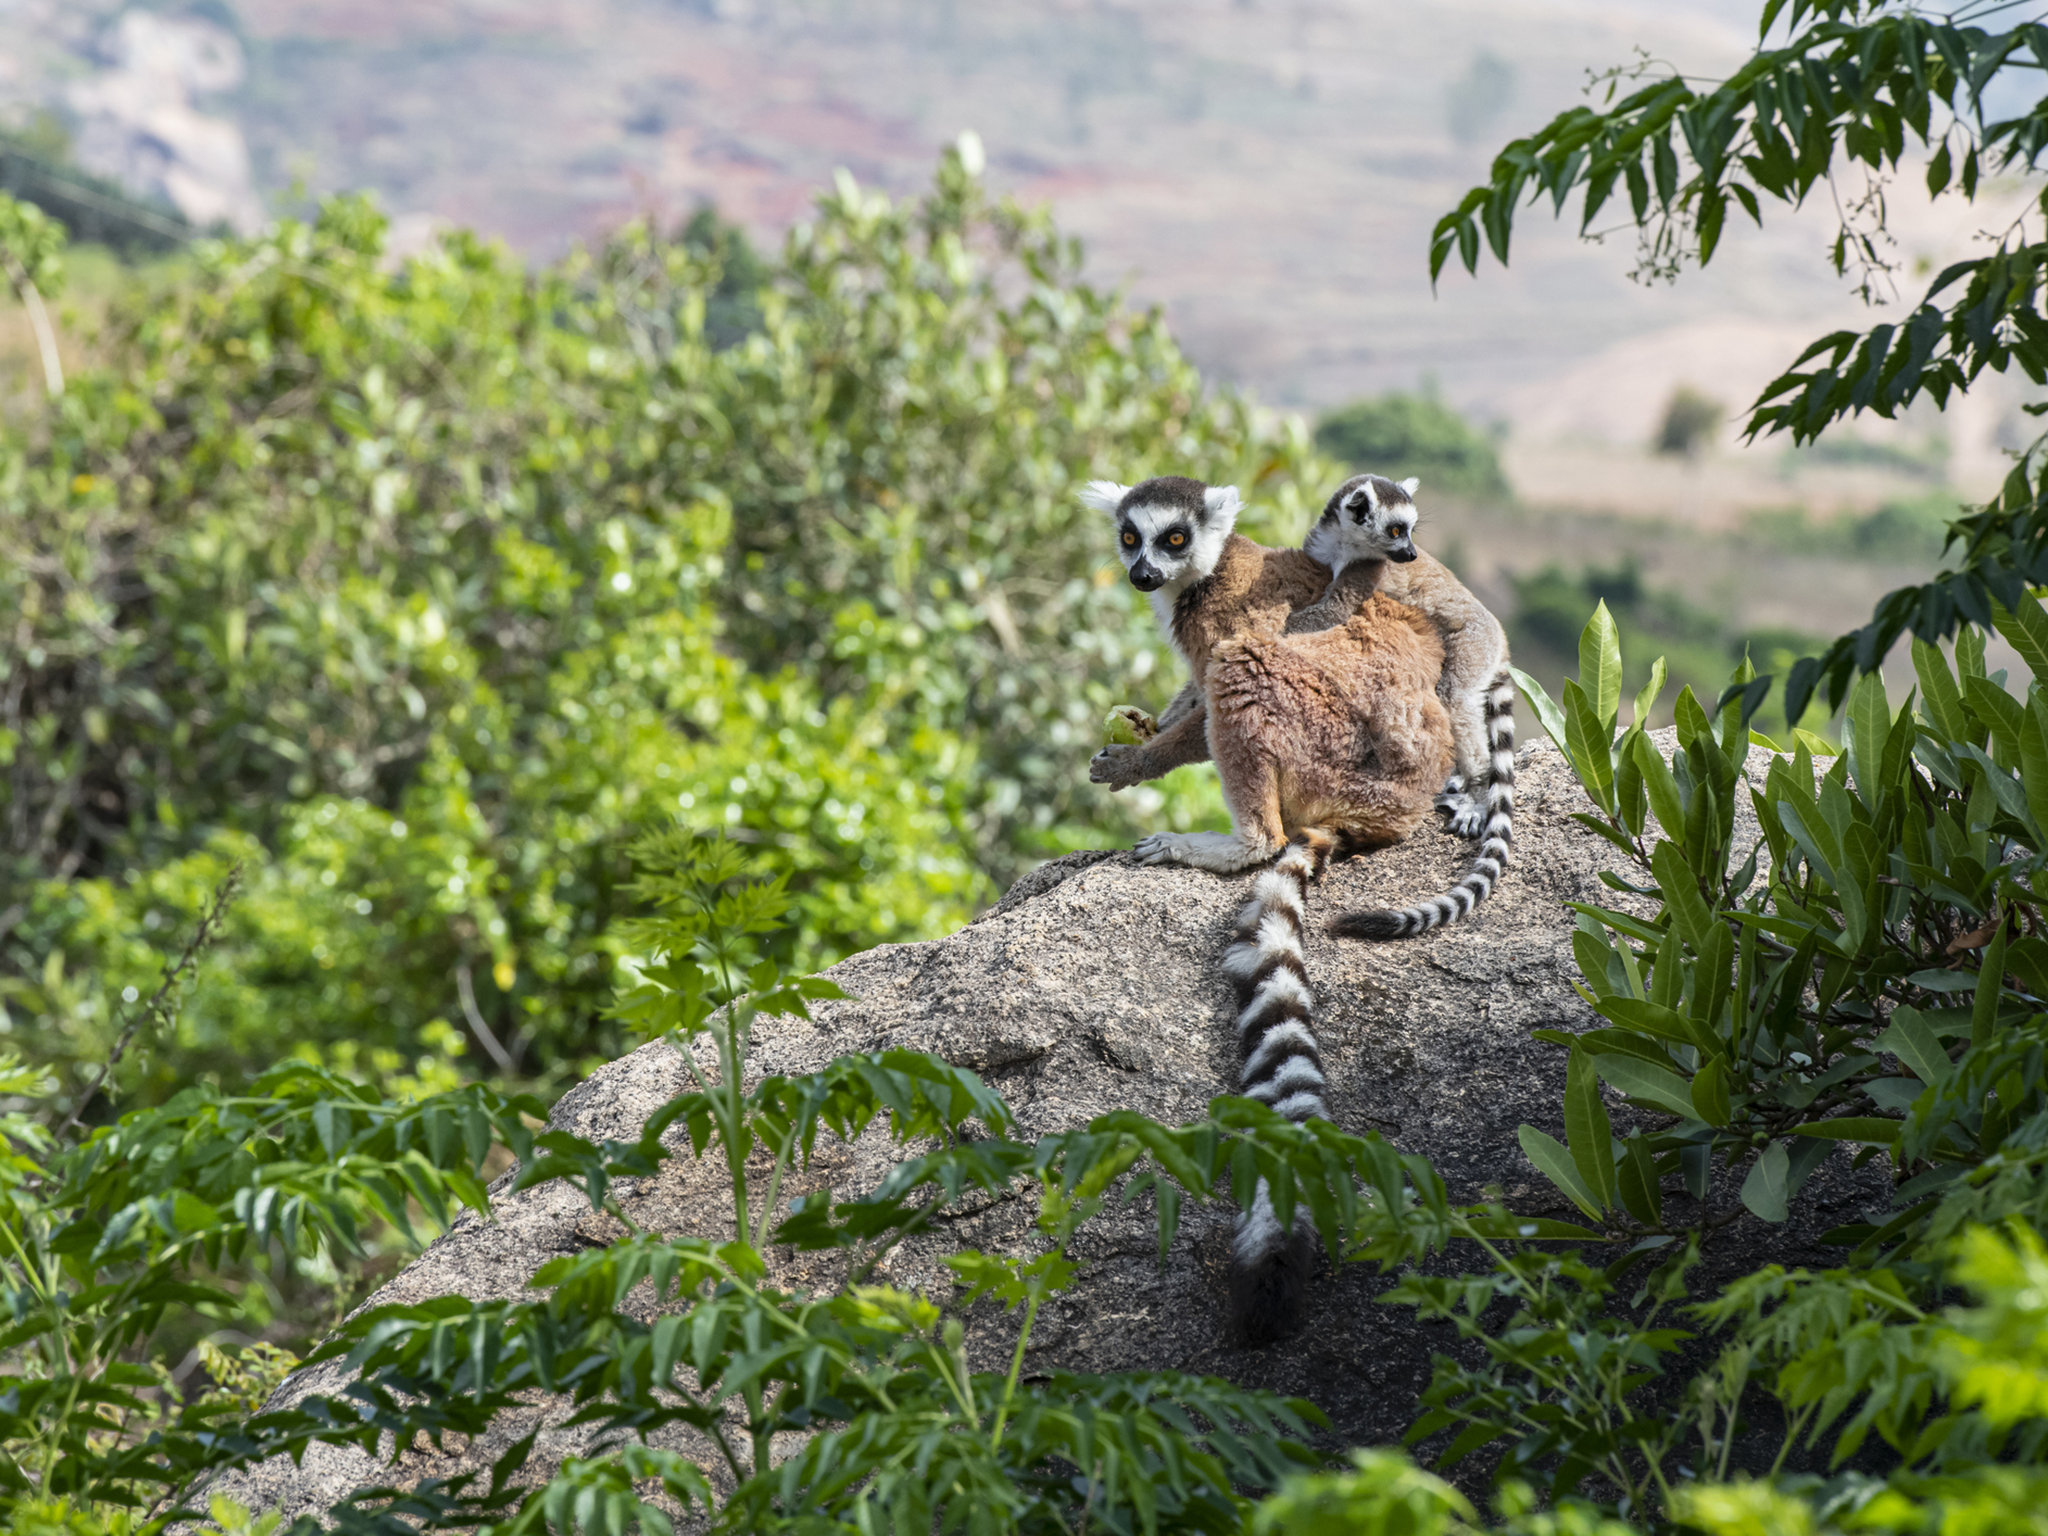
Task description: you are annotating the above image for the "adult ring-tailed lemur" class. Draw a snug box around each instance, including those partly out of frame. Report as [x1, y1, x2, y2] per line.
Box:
[1098, 472, 1517, 941]
[1079, 475, 1453, 1342]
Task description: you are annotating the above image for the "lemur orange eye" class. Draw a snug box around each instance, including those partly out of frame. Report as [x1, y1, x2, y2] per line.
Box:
[1121, 530, 1138, 548]
[1168, 531, 1186, 548]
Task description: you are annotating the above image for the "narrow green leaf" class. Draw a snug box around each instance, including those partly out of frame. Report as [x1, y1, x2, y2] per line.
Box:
[1565, 1045, 1616, 1211]
[1846, 671, 1892, 803]
[1973, 915, 2009, 1048]
[1512, 665, 1570, 751]
[1633, 655, 1669, 729]
[1674, 685, 1713, 748]
[1691, 1056, 1731, 1127]
[1634, 731, 1686, 838]
[1597, 995, 1714, 1055]
[1618, 1136, 1663, 1225]
[1580, 600, 1623, 730]
[1651, 838, 1716, 955]
[1793, 728, 1837, 757]
[1563, 678, 1617, 813]
[1517, 1124, 1604, 1220]
[1912, 637, 1970, 743]
[1992, 593, 2048, 688]
[2022, 695, 2048, 847]
[1788, 1118, 1899, 1144]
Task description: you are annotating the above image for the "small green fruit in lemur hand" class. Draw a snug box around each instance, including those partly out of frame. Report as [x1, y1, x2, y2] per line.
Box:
[1104, 705, 1157, 746]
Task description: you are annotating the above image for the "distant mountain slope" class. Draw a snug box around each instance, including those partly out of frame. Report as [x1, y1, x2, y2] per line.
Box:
[0, 0, 2032, 455]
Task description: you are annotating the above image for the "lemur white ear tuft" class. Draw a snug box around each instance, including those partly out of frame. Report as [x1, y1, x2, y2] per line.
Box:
[1202, 484, 1244, 525]
[1078, 480, 1132, 516]
[1399, 477, 1421, 498]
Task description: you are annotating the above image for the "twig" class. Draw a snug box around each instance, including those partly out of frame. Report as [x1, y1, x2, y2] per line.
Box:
[0, 246, 63, 395]
[455, 962, 519, 1076]
[57, 864, 243, 1139]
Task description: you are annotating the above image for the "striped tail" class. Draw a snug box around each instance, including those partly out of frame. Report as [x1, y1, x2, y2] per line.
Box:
[1219, 830, 1340, 1344]
[1329, 669, 1516, 942]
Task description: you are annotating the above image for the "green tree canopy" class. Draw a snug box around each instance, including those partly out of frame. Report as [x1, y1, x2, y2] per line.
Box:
[1, 145, 1330, 1102]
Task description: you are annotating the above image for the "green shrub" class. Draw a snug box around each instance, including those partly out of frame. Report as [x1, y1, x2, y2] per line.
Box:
[0, 147, 1332, 1101]
[1312, 391, 1508, 501]
[1652, 385, 1724, 457]
[1508, 560, 1825, 740]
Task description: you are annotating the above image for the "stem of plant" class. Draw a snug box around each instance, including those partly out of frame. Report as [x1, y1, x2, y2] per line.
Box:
[988, 1289, 1041, 1451]
[753, 1134, 795, 1251]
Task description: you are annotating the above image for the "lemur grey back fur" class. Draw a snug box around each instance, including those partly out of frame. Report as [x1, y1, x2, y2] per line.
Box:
[1304, 473, 1517, 941]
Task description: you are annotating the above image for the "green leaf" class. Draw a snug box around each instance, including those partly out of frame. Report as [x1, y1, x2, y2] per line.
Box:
[1562, 679, 1617, 813]
[1618, 1136, 1662, 1225]
[1876, 1005, 1951, 1088]
[1846, 670, 1893, 803]
[1597, 995, 1716, 1056]
[1564, 1045, 1615, 1211]
[1788, 1118, 1899, 1144]
[1633, 731, 1686, 839]
[1793, 728, 1838, 757]
[1992, 593, 2048, 688]
[1674, 685, 1713, 749]
[1512, 666, 1571, 752]
[1633, 656, 1669, 729]
[1739, 1142, 1790, 1222]
[1651, 838, 1716, 955]
[1964, 675, 2026, 766]
[1690, 1056, 1731, 1127]
[1592, 1053, 1698, 1119]
[2023, 695, 2048, 846]
[1516, 1124, 1603, 1220]
[1580, 599, 1623, 730]
[1614, 726, 1648, 835]
[1912, 637, 1971, 744]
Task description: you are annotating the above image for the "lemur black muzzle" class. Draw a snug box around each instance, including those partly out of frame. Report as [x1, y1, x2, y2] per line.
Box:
[1128, 562, 1164, 592]
[1389, 543, 1418, 563]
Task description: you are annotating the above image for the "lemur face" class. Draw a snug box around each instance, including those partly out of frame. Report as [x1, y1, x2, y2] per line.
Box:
[1078, 475, 1241, 595]
[1315, 473, 1420, 566]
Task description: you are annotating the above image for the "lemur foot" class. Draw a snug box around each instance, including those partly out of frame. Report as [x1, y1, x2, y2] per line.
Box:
[1133, 831, 1271, 873]
[1089, 745, 1148, 790]
[1440, 795, 1486, 838]
[1434, 776, 1485, 838]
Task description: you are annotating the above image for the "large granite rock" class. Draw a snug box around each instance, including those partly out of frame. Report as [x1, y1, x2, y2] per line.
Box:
[220, 733, 1888, 1520]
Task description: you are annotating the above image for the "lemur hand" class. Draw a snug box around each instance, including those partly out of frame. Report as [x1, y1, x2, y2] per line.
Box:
[1089, 744, 1148, 790]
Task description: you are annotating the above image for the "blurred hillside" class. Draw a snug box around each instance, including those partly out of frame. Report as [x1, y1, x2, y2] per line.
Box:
[1, 0, 2032, 462]
[2, 0, 2035, 723]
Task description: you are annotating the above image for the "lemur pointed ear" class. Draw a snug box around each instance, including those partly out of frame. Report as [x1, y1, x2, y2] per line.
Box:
[1399, 477, 1421, 498]
[1078, 480, 1131, 516]
[1201, 484, 1243, 525]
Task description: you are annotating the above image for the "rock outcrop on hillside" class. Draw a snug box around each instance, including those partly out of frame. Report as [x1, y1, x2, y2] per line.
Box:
[220, 733, 1889, 1520]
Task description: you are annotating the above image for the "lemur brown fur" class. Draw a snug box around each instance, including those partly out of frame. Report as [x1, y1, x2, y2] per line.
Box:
[1165, 541, 1452, 867]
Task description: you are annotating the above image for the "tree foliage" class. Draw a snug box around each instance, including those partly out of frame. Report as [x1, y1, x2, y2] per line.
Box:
[1431, 0, 2048, 720]
[0, 144, 1327, 1101]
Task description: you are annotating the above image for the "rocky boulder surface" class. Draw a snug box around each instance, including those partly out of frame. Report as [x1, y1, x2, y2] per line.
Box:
[222, 733, 1887, 1520]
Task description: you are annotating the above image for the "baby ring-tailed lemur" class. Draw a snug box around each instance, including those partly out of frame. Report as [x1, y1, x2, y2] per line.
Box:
[1078, 475, 1453, 1342]
[1095, 473, 1517, 942]
[1306, 474, 1516, 941]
